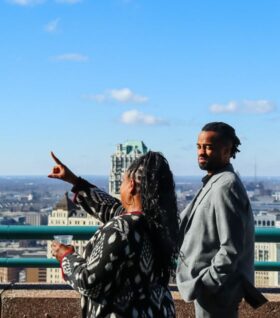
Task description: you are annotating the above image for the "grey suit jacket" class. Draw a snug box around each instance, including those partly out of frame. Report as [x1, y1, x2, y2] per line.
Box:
[176, 164, 254, 308]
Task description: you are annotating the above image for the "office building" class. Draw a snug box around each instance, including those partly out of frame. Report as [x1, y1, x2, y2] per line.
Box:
[254, 211, 280, 287]
[46, 192, 101, 284]
[109, 140, 148, 197]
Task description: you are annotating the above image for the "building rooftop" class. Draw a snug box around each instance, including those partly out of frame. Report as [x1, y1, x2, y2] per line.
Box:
[54, 192, 77, 214]
[119, 140, 148, 155]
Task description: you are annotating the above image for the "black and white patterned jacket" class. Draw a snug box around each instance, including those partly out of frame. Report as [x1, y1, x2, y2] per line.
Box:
[61, 178, 176, 318]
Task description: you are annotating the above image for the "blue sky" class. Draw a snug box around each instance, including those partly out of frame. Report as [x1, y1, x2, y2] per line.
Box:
[1, 0, 280, 177]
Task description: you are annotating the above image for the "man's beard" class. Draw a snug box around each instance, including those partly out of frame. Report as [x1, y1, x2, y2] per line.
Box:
[198, 159, 221, 172]
[198, 157, 216, 171]
[198, 156, 210, 170]
[198, 161, 208, 170]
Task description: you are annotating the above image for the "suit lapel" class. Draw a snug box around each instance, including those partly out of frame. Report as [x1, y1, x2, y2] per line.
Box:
[178, 189, 201, 247]
[185, 181, 213, 229]
[179, 164, 235, 245]
[184, 171, 228, 231]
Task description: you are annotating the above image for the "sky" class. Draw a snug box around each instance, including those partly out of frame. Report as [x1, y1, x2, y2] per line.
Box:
[1, 0, 280, 177]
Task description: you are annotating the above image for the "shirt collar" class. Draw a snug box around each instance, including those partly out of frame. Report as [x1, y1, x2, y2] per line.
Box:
[202, 174, 212, 186]
[201, 163, 233, 186]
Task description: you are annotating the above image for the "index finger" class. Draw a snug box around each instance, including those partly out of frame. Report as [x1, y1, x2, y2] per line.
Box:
[50, 151, 64, 165]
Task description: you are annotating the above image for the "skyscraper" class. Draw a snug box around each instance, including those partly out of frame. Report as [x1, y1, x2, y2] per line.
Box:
[109, 141, 148, 198]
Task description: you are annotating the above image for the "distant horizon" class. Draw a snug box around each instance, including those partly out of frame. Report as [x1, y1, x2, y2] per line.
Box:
[1, 174, 280, 179]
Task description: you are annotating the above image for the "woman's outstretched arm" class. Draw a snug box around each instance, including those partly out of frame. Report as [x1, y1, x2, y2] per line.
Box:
[48, 152, 124, 223]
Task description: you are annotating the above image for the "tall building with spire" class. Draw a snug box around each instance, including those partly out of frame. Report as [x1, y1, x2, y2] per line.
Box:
[47, 192, 101, 284]
[109, 141, 148, 198]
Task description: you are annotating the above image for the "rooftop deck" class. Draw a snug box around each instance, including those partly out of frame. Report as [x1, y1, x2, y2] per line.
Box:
[0, 284, 279, 318]
[0, 226, 279, 317]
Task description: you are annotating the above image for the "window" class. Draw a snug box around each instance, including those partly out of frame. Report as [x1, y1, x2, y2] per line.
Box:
[264, 250, 269, 261]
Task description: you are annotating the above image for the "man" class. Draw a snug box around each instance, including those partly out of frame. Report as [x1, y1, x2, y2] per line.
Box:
[176, 122, 255, 318]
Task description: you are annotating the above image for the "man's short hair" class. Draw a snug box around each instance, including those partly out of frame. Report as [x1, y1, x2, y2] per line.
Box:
[202, 122, 241, 159]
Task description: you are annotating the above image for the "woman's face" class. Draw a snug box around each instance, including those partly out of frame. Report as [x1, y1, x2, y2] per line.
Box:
[120, 172, 132, 208]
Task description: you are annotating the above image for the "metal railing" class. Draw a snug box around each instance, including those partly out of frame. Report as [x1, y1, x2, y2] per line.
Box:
[0, 226, 279, 270]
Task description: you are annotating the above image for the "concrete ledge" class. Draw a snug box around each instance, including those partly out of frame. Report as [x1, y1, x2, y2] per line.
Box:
[0, 286, 279, 318]
[0, 289, 81, 318]
[173, 292, 280, 318]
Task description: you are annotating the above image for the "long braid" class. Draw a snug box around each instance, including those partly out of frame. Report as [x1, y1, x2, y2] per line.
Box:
[127, 151, 179, 284]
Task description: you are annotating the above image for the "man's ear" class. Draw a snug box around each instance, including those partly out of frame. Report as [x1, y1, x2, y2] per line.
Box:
[223, 142, 232, 160]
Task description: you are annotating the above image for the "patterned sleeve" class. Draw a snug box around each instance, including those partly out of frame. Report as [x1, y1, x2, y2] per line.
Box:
[72, 177, 125, 223]
[61, 217, 131, 300]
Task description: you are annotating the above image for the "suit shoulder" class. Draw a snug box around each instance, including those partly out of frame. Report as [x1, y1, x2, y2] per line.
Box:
[218, 170, 237, 181]
[215, 171, 244, 189]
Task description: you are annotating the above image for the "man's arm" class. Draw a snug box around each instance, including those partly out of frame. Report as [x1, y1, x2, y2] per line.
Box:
[200, 179, 249, 294]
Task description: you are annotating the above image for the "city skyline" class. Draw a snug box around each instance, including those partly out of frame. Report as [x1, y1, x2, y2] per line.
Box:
[1, 1, 280, 176]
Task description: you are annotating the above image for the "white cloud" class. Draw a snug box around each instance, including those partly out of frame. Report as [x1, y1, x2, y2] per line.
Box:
[44, 19, 60, 33]
[243, 100, 276, 113]
[210, 101, 238, 113]
[209, 100, 276, 114]
[110, 88, 148, 103]
[85, 88, 148, 104]
[52, 53, 89, 62]
[121, 109, 167, 125]
[8, 0, 44, 5]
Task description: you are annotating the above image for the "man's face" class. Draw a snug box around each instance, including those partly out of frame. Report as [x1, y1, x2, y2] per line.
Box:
[197, 130, 231, 175]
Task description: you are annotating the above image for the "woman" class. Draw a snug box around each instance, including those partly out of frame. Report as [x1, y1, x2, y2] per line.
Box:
[49, 151, 179, 318]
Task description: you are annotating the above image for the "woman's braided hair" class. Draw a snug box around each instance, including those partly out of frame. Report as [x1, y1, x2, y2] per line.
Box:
[127, 151, 179, 284]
